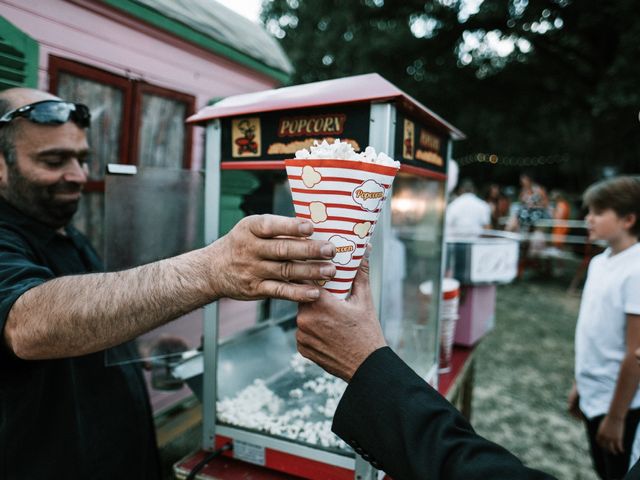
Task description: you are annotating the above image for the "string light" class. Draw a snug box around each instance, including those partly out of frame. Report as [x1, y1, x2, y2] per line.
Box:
[455, 153, 569, 167]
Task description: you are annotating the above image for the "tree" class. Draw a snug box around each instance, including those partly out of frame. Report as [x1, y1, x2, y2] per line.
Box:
[262, 0, 639, 190]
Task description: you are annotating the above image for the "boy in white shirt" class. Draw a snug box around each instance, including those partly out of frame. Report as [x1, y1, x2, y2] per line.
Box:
[568, 176, 640, 479]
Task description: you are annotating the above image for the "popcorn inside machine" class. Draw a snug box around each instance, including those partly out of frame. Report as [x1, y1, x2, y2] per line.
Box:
[179, 74, 464, 479]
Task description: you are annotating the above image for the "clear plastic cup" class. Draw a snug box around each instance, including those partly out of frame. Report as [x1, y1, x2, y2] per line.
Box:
[438, 314, 459, 373]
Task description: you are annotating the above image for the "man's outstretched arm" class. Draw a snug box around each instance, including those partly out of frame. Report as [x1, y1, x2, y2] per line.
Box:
[5, 215, 336, 360]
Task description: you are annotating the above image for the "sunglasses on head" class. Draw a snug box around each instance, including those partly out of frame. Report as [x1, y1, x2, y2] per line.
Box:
[0, 100, 91, 128]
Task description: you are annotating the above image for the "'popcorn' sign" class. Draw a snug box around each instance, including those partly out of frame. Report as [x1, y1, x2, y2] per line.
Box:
[329, 235, 356, 265]
[352, 180, 386, 212]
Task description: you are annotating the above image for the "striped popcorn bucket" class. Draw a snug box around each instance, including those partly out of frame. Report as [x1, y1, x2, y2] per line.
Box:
[285, 158, 400, 299]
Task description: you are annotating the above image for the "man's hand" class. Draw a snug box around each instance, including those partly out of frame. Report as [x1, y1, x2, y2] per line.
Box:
[296, 254, 387, 382]
[210, 215, 336, 302]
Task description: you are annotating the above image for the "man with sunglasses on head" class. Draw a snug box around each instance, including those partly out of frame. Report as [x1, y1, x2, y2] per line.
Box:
[0, 88, 337, 479]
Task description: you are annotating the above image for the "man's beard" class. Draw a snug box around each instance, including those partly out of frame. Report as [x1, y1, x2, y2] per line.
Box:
[2, 163, 82, 229]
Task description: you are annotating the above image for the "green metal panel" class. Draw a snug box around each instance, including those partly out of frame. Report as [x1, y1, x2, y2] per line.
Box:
[0, 16, 38, 89]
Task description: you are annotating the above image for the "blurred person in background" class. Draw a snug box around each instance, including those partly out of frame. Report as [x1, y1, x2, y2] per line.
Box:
[445, 178, 491, 237]
[508, 171, 550, 232]
[508, 172, 551, 276]
[485, 183, 511, 230]
[550, 190, 571, 250]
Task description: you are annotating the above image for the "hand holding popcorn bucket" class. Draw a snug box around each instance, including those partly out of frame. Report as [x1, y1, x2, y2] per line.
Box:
[285, 141, 400, 299]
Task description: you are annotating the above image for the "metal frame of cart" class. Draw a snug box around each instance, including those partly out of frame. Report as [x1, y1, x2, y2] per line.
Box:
[187, 73, 465, 480]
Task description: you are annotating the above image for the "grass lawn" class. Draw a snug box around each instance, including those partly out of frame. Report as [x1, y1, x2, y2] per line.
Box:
[472, 275, 598, 479]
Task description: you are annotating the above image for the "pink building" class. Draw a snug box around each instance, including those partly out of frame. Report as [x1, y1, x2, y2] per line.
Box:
[1, 0, 292, 253]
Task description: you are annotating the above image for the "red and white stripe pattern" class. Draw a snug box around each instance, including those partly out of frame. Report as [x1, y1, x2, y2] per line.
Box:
[285, 158, 399, 299]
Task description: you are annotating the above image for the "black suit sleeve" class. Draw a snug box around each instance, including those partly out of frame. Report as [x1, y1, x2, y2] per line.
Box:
[332, 347, 556, 480]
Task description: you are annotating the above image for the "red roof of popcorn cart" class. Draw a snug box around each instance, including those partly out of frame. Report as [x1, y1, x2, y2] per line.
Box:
[188, 73, 465, 140]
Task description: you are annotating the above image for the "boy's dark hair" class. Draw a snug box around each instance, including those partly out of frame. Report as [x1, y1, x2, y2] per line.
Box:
[0, 96, 17, 165]
[583, 176, 640, 237]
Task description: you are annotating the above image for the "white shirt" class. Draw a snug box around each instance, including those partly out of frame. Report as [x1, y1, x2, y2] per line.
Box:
[445, 193, 491, 237]
[575, 243, 640, 419]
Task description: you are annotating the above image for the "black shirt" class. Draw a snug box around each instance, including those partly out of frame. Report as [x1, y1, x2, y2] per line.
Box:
[0, 198, 160, 480]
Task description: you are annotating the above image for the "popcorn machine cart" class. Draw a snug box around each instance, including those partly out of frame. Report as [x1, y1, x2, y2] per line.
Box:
[177, 74, 464, 479]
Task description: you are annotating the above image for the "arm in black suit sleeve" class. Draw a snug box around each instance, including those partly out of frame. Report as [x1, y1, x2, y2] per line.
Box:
[332, 347, 557, 480]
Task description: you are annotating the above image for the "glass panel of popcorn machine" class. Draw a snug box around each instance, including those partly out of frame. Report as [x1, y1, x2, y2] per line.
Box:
[387, 173, 445, 380]
[215, 168, 353, 456]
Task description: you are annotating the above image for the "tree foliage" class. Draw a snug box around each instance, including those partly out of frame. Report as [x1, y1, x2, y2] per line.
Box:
[261, 0, 639, 190]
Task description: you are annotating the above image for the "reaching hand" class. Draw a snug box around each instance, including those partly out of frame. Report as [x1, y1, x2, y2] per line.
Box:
[296, 253, 387, 382]
[210, 215, 336, 302]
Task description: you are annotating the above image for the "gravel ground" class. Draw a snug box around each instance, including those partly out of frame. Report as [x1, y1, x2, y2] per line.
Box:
[472, 276, 598, 479]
